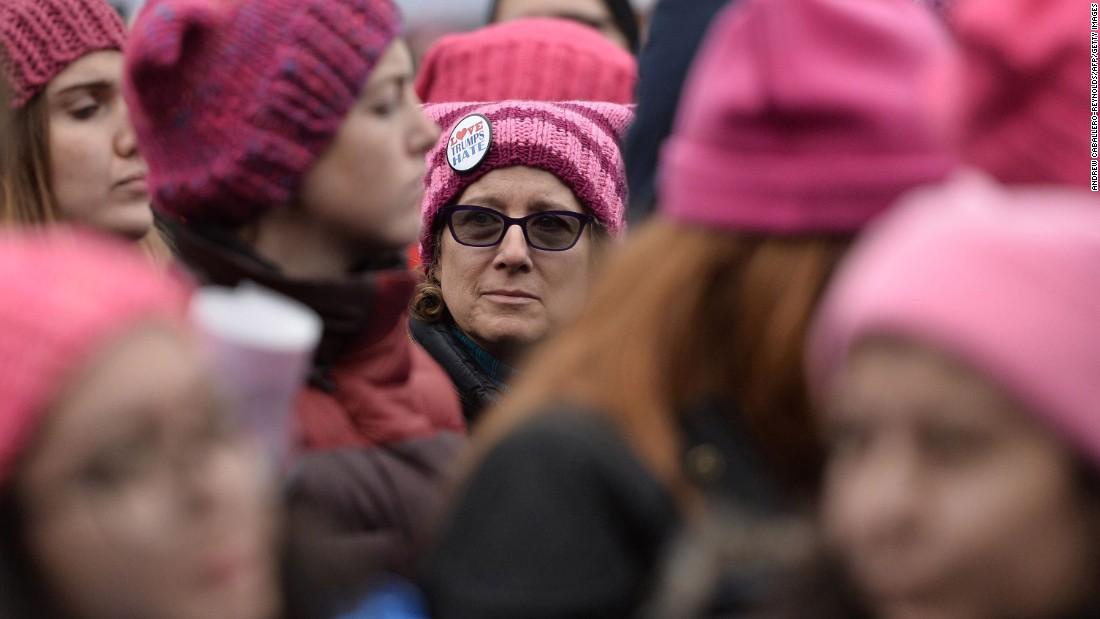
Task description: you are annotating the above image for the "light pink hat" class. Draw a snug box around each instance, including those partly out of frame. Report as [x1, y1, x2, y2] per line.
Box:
[807, 174, 1100, 465]
[0, 230, 192, 488]
[660, 0, 955, 233]
[420, 100, 633, 270]
[415, 18, 637, 105]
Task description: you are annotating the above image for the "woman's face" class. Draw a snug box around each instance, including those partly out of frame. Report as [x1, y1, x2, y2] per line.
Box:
[822, 339, 1100, 619]
[436, 166, 600, 363]
[46, 50, 152, 240]
[15, 325, 280, 619]
[493, 0, 630, 50]
[297, 39, 440, 255]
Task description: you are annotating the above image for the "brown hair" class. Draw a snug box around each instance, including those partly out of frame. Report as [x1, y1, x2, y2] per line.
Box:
[0, 95, 60, 226]
[468, 217, 850, 504]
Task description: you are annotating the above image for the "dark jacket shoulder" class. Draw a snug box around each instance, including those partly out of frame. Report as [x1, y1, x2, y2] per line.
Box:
[409, 317, 500, 425]
[421, 406, 679, 619]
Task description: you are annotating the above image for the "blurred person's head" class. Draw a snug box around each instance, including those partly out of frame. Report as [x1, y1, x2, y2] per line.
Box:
[0, 230, 280, 619]
[124, 0, 439, 278]
[412, 100, 631, 364]
[488, 0, 639, 53]
[0, 0, 152, 239]
[937, 0, 1087, 187]
[471, 0, 953, 499]
[415, 18, 637, 105]
[808, 176, 1100, 619]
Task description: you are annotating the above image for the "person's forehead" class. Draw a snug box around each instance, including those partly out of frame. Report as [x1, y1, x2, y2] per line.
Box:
[497, 0, 612, 19]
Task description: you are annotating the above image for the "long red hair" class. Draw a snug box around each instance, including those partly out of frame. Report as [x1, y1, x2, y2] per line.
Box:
[467, 217, 850, 504]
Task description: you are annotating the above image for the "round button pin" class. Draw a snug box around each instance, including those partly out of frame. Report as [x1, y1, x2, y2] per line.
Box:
[446, 113, 492, 173]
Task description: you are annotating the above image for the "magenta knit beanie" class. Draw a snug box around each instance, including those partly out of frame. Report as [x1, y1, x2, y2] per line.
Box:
[415, 18, 637, 105]
[660, 0, 956, 234]
[942, 0, 1090, 188]
[0, 229, 191, 489]
[0, 0, 126, 109]
[123, 0, 401, 226]
[807, 174, 1100, 466]
[419, 100, 633, 269]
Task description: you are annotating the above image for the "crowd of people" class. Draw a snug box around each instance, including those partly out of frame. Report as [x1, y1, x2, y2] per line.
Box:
[0, 0, 1095, 618]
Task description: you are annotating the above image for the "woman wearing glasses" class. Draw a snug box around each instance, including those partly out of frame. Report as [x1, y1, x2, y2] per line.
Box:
[411, 100, 633, 425]
[418, 0, 952, 615]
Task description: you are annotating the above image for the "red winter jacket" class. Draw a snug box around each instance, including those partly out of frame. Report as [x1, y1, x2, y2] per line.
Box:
[170, 223, 466, 611]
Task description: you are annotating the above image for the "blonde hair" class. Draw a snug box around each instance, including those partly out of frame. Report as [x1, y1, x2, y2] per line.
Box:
[468, 217, 850, 504]
[0, 95, 61, 226]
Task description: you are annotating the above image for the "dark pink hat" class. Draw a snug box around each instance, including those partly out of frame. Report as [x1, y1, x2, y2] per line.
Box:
[420, 100, 633, 270]
[123, 0, 401, 226]
[808, 174, 1100, 466]
[0, 0, 126, 108]
[945, 0, 1089, 187]
[415, 18, 637, 105]
[660, 0, 956, 234]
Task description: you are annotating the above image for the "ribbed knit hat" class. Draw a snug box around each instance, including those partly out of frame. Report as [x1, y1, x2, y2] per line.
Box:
[123, 0, 401, 226]
[0, 0, 126, 109]
[943, 0, 1089, 187]
[660, 0, 956, 234]
[420, 100, 633, 269]
[0, 229, 191, 489]
[807, 174, 1100, 466]
[415, 18, 637, 105]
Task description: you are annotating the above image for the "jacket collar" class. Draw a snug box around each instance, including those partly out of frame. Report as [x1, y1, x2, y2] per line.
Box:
[168, 220, 416, 391]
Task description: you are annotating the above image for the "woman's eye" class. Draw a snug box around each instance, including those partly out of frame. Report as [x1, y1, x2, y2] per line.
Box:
[458, 211, 498, 227]
[81, 450, 152, 490]
[533, 215, 570, 230]
[825, 421, 871, 462]
[921, 425, 991, 465]
[79, 430, 158, 490]
[69, 102, 101, 120]
[371, 100, 397, 116]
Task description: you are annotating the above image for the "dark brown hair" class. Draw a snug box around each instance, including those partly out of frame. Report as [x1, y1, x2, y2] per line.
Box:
[468, 217, 850, 503]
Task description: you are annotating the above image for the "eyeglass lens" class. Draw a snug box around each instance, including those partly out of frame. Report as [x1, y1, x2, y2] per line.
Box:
[449, 208, 587, 250]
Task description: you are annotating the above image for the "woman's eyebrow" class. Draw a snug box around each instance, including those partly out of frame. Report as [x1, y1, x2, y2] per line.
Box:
[460, 196, 507, 209]
[362, 73, 408, 98]
[52, 79, 114, 96]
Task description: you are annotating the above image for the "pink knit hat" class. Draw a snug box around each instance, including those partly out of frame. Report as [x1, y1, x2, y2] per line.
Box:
[942, 0, 1090, 187]
[0, 229, 191, 489]
[0, 0, 126, 108]
[807, 174, 1100, 466]
[123, 0, 401, 226]
[420, 100, 633, 269]
[415, 18, 637, 105]
[660, 0, 956, 234]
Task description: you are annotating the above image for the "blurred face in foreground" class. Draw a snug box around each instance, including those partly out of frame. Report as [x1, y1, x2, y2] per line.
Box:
[13, 324, 280, 619]
[821, 339, 1100, 619]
